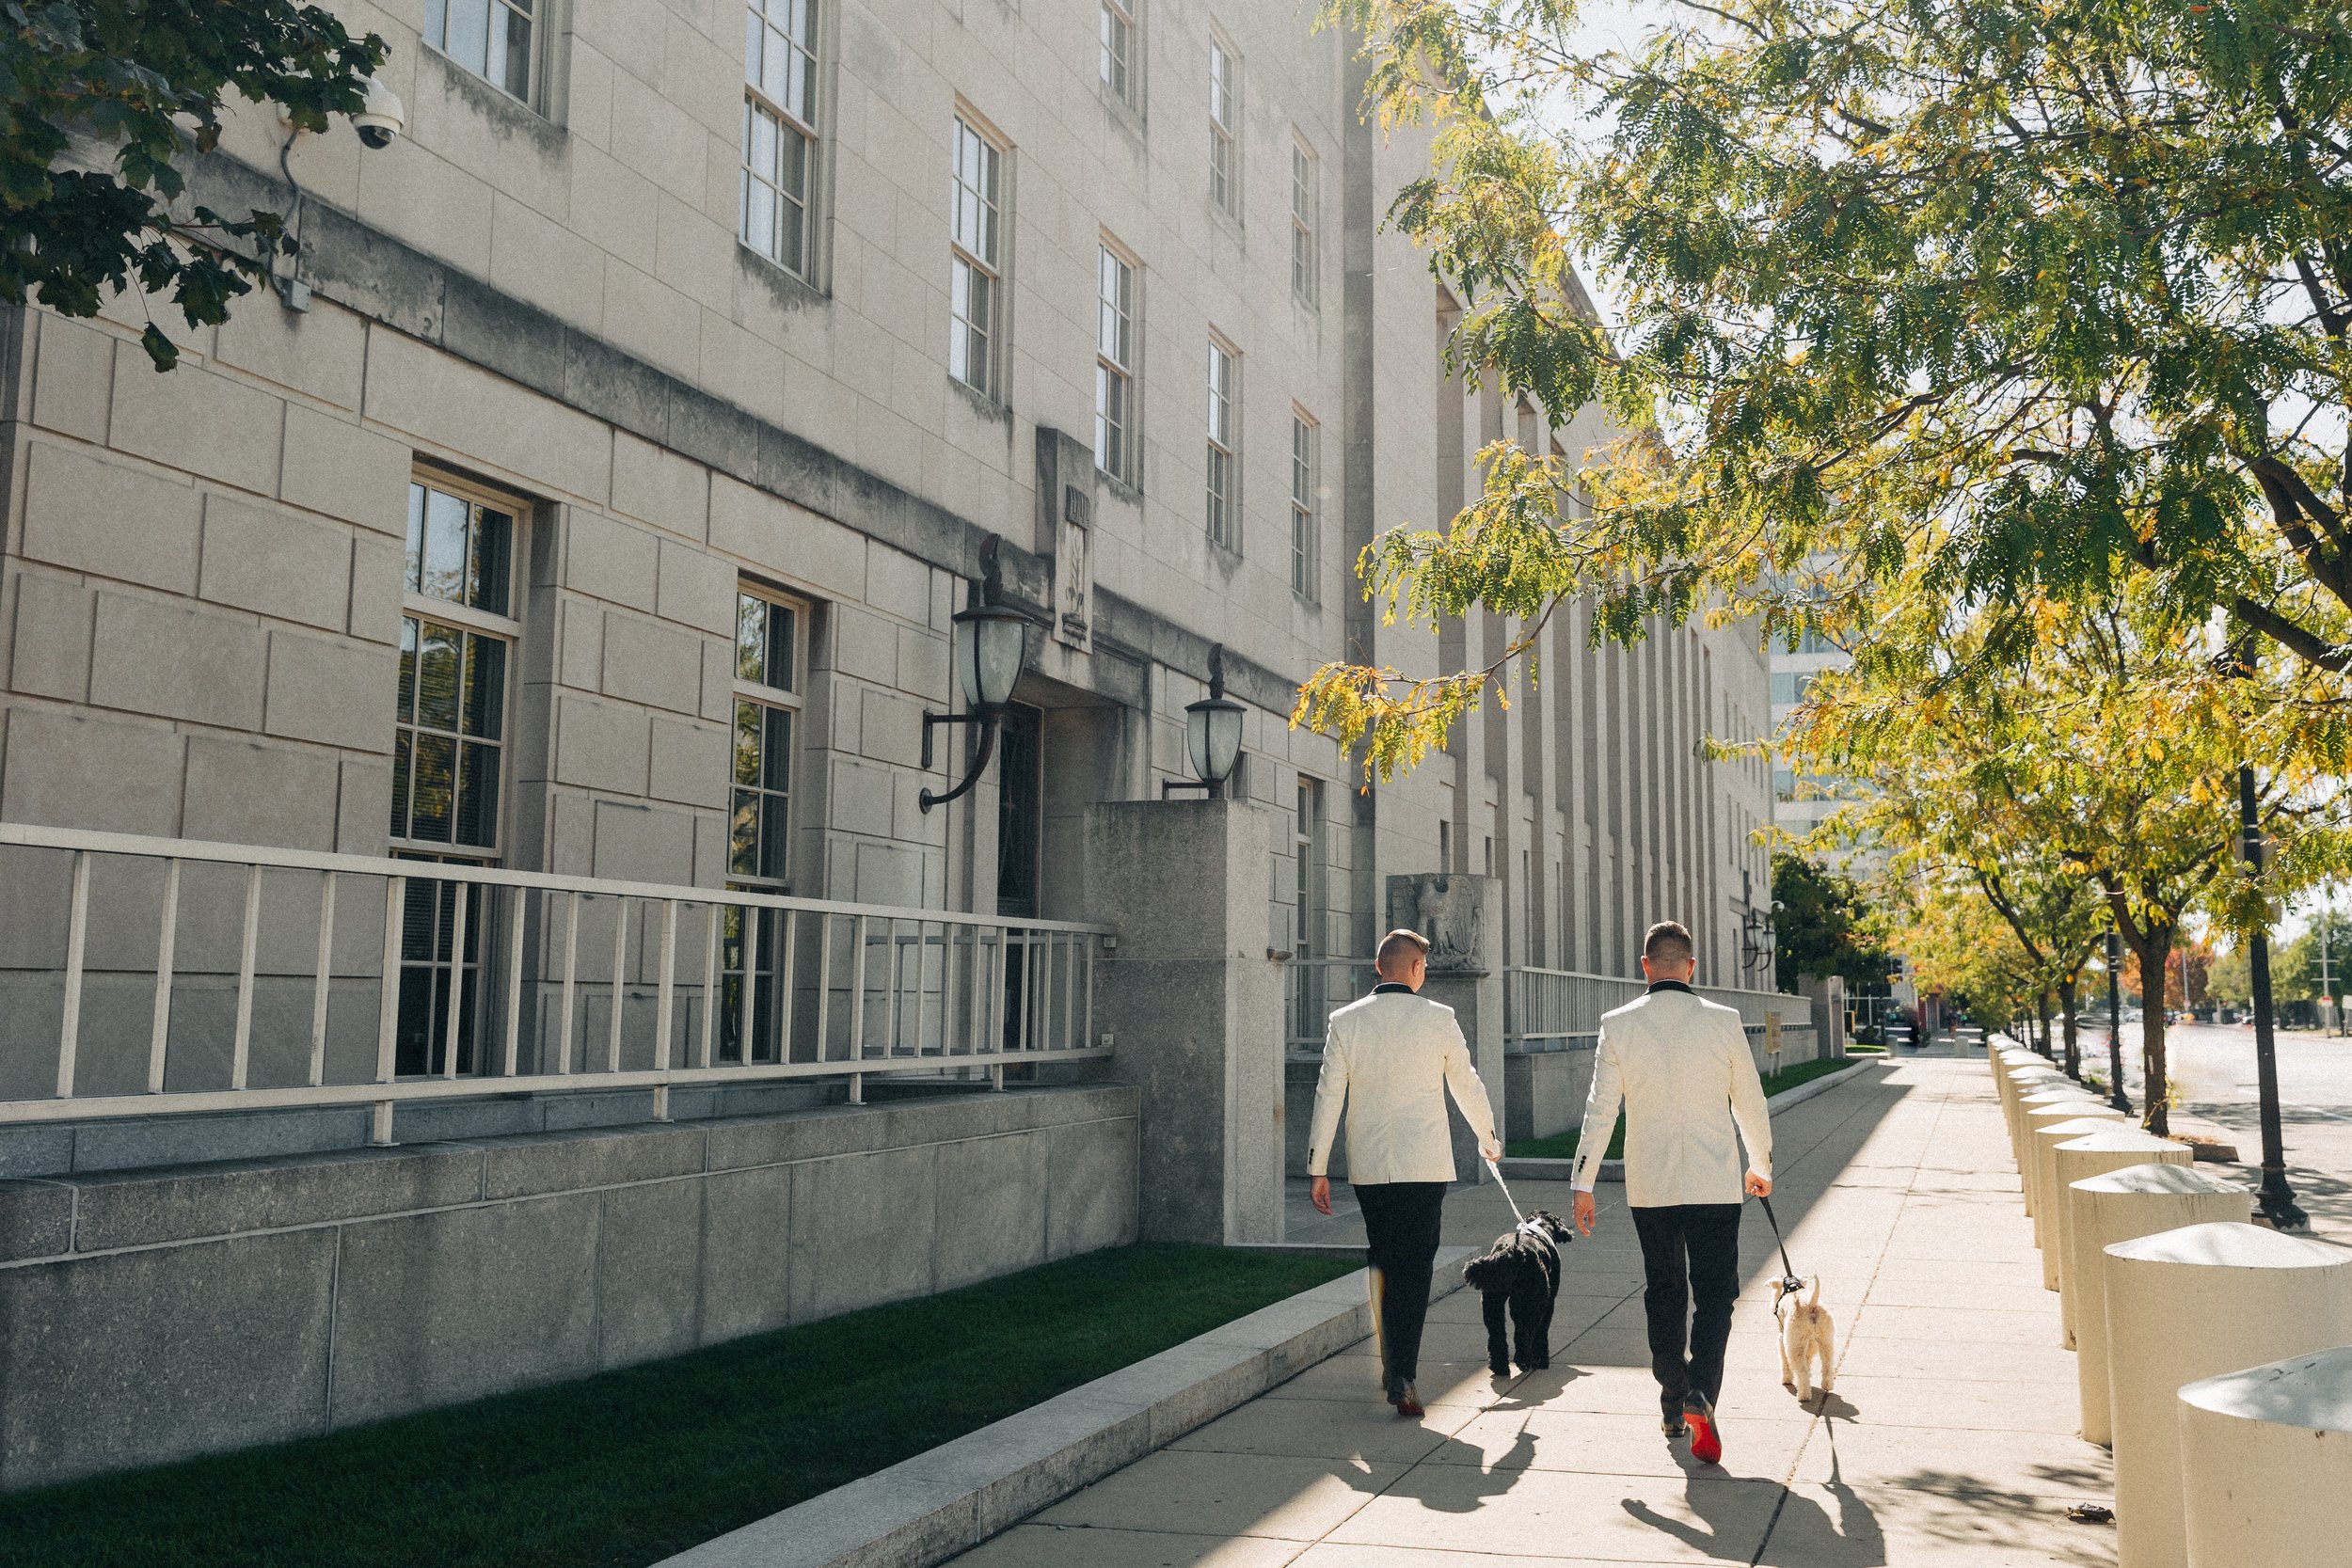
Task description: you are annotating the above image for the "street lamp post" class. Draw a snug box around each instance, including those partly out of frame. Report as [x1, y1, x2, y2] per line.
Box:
[2106, 928, 2131, 1115]
[2238, 763, 2309, 1231]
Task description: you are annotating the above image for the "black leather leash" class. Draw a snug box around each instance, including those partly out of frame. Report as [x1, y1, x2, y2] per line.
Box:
[1756, 1193, 1804, 1295]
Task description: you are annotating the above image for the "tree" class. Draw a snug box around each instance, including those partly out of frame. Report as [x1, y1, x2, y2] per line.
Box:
[1791, 578, 2349, 1134]
[1302, 0, 2352, 773]
[1771, 850, 1893, 993]
[3, 0, 386, 369]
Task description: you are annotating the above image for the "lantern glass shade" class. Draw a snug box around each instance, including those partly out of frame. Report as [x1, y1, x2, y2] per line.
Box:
[953, 604, 1029, 710]
[1186, 696, 1246, 786]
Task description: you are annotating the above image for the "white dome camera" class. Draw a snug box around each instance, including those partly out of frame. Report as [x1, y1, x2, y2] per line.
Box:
[353, 75, 405, 150]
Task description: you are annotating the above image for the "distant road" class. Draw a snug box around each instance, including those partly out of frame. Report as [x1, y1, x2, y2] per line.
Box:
[2081, 1018, 2352, 1240]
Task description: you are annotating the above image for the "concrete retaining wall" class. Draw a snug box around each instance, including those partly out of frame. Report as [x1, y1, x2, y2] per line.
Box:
[0, 1084, 1139, 1492]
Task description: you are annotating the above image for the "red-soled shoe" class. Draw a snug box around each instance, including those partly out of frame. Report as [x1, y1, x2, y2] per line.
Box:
[1682, 1393, 1721, 1464]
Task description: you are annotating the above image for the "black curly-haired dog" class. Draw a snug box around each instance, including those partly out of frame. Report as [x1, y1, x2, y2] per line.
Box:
[1462, 1212, 1572, 1375]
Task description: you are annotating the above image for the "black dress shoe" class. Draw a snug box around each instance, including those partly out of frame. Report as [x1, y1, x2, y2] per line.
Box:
[1661, 1414, 1688, 1439]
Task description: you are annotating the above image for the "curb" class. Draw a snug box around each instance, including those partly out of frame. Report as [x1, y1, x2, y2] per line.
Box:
[1497, 1056, 1879, 1184]
[654, 1245, 1474, 1568]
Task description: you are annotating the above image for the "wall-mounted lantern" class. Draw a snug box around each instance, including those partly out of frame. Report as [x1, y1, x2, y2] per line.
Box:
[919, 548, 1036, 813]
[1164, 644, 1246, 799]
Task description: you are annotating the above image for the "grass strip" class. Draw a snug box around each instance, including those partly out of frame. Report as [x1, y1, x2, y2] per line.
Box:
[1504, 1053, 1862, 1161]
[0, 1243, 1354, 1568]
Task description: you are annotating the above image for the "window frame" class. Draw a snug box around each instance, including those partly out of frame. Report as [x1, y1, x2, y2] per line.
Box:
[1095, 238, 1139, 484]
[393, 470, 525, 862]
[1290, 137, 1318, 305]
[1208, 34, 1238, 217]
[1100, 0, 1138, 107]
[1290, 407, 1319, 599]
[425, 0, 538, 105]
[948, 111, 1007, 399]
[729, 582, 808, 892]
[741, 0, 821, 280]
[1205, 333, 1239, 550]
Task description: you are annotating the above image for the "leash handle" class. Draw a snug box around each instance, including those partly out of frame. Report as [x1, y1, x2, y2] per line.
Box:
[1756, 1193, 1803, 1288]
[1483, 1158, 1528, 1228]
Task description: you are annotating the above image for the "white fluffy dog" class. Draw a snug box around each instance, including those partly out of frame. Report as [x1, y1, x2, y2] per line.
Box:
[1773, 1277, 1836, 1403]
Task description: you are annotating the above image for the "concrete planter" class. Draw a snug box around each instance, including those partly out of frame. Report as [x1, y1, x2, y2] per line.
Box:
[2104, 1222, 2352, 1568]
[2178, 1347, 2352, 1568]
[2024, 1108, 2130, 1275]
[2049, 1131, 2189, 1346]
[2070, 1164, 2249, 1447]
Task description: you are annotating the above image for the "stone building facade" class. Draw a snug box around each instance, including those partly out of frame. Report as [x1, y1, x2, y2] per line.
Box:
[0, 0, 1777, 1137]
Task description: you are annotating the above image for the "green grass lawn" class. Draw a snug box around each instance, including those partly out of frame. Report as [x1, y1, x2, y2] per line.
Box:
[1503, 1053, 1863, 1160]
[0, 1244, 1356, 1568]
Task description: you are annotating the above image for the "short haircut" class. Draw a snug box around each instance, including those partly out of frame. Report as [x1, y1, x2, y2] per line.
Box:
[1643, 921, 1694, 966]
[1375, 927, 1431, 971]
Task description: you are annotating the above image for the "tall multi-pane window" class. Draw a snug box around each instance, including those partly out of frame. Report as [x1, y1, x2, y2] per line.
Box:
[393, 477, 520, 1078]
[1291, 141, 1318, 303]
[1095, 243, 1136, 481]
[1205, 337, 1237, 548]
[730, 590, 802, 886]
[1208, 38, 1237, 214]
[742, 0, 818, 277]
[427, 0, 533, 101]
[395, 481, 516, 853]
[1100, 0, 1136, 103]
[1293, 778, 1326, 1037]
[1290, 411, 1318, 597]
[723, 588, 803, 1064]
[948, 117, 1003, 396]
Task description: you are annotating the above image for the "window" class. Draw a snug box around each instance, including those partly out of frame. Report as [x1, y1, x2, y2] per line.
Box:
[1205, 337, 1237, 547]
[1293, 778, 1326, 1037]
[1291, 140, 1317, 303]
[392, 476, 521, 1078]
[730, 589, 803, 886]
[427, 0, 533, 101]
[1100, 0, 1136, 103]
[743, 0, 818, 277]
[948, 116, 1003, 395]
[1290, 411, 1318, 597]
[395, 481, 516, 853]
[1208, 38, 1237, 214]
[721, 587, 803, 1065]
[1095, 243, 1136, 481]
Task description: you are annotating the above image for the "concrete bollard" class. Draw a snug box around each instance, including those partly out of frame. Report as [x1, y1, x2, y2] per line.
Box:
[2178, 1347, 2352, 1568]
[2105, 1222, 2352, 1568]
[2072, 1164, 2249, 1447]
[2049, 1130, 2189, 1345]
[2011, 1087, 2097, 1209]
[2013, 1104, 2126, 1250]
[1998, 1059, 2068, 1129]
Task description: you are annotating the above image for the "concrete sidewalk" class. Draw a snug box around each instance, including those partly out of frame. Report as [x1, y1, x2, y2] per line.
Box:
[946, 1057, 2117, 1566]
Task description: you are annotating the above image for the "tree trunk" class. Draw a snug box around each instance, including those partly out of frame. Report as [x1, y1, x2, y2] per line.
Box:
[2038, 990, 2055, 1057]
[2140, 932, 2171, 1137]
[2059, 978, 2081, 1080]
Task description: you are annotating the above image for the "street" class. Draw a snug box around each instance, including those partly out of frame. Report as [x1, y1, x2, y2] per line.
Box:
[2084, 1018, 2352, 1241]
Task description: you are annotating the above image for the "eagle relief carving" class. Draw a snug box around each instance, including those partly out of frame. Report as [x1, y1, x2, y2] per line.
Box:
[1387, 874, 1489, 975]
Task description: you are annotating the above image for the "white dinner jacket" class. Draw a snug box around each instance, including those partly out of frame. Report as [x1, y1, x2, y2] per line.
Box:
[1305, 986, 1500, 1185]
[1569, 983, 1773, 1207]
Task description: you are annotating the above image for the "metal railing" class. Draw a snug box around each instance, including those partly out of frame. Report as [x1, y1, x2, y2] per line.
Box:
[1502, 965, 1813, 1053]
[0, 823, 1112, 1133]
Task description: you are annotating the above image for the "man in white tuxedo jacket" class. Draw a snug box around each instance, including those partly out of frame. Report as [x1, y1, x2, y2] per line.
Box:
[1306, 927, 1502, 1418]
[1570, 920, 1772, 1464]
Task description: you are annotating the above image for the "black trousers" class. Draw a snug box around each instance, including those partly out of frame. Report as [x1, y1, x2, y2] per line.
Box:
[1630, 1202, 1744, 1418]
[1354, 1180, 1447, 1397]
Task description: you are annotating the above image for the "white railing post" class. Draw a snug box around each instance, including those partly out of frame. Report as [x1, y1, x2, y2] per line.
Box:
[501, 885, 525, 1077]
[606, 895, 627, 1074]
[230, 863, 262, 1091]
[376, 876, 405, 1084]
[655, 899, 677, 1070]
[558, 891, 580, 1074]
[698, 903, 719, 1069]
[147, 859, 181, 1094]
[55, 850, 89, 1099]
[441, 881, 469, 1080]
[309, 872, 337, 1086]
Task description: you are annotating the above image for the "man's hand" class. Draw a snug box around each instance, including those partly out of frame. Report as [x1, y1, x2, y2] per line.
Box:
[1572, 1190, 1597, 1236]
[1746, 1171, 1773, 1197]
[1478, 1136, 1502, 1164]
[1310, 1175, 1333, 1216]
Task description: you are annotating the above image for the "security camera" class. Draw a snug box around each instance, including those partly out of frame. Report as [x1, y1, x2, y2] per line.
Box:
[353, 75, 405, 150]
